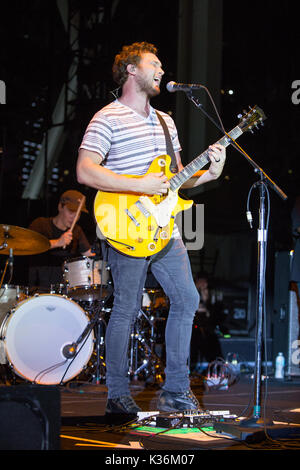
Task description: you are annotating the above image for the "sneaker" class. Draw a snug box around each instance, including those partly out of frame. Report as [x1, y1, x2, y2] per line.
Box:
[157, 389, 200, 412]
[105, 395, 142, 415]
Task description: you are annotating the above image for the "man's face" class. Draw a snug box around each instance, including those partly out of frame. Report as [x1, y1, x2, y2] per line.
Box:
[59, 203, 78, 228]
[134, 52, 164, 97]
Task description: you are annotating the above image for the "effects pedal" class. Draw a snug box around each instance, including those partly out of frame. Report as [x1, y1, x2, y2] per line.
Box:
[137, 410, 237, 429]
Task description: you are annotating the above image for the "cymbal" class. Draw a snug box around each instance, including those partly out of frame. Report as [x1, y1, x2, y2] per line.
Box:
[0, 224, 50, 255]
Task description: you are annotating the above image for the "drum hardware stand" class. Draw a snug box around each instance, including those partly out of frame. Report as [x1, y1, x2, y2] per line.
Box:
[61, 248, 113, 386]
[128, 309, 165, 384]
[60, 294, 110, 385]
[128, 310, 150, 378]
[61, 282, 112, 385]
[90, 302, 108, 385]
[0, 226, 10, 252]
[0, 248, 14, 290]
[89, 255, 113, 384]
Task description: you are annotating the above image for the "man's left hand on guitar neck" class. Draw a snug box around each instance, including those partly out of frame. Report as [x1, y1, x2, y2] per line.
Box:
[181, 143, 226, 189]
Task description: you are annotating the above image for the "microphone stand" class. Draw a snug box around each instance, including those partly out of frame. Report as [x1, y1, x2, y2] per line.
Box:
[184, 90, 288, 431]
[60, 284, 112, 385]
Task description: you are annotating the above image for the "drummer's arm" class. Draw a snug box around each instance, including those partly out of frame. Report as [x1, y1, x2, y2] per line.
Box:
[49, 230, 72, 249]
[49, 239, 94, 254]
[49, 239, 64, 249]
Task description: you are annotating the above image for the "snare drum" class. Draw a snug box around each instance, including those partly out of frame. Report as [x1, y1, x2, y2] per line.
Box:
[0, 294, 94, 385]
[63, 257, 110, 301]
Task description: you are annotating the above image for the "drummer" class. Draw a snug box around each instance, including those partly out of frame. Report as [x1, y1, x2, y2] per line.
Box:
[28, 190, 94, 290]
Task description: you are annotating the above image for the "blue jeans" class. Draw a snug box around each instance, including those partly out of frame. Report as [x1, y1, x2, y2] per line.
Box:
[105, 238, 200, 399]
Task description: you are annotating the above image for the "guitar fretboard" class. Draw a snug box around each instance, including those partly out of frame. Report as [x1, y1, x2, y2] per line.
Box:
[169, 125, 243, 191]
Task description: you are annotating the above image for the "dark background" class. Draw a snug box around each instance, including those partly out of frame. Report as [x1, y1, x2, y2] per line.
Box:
[0, 1, 299, 300]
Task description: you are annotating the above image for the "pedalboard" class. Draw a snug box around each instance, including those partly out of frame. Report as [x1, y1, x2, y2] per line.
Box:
[137, 410, 237, 429]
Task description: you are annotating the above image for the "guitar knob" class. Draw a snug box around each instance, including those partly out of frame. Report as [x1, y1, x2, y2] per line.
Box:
[160, 231, 168, 239]
[148, 243, 156, 251]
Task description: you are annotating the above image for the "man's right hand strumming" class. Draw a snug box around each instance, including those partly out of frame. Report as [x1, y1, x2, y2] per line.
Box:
[138, 172, 170, 196]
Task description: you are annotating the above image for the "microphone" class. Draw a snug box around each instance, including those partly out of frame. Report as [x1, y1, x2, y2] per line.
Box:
[166, 81, 204, 93]
[62, 343, 77, 359]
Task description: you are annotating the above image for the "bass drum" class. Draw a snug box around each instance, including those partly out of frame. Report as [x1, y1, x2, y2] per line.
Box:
[0, 294, 94, 385]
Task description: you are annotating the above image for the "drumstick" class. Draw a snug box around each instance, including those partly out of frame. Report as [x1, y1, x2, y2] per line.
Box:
[70, 196, 85, 232]
[63, 196, 86, 249]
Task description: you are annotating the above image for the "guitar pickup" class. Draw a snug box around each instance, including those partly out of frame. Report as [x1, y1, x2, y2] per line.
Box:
[124, 209, 140, 227]
[135, 200, 150, 218]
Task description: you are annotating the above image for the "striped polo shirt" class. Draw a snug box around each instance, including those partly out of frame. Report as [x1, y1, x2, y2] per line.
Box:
[80, 99, 182, 238]
[80, 99, 181, 173]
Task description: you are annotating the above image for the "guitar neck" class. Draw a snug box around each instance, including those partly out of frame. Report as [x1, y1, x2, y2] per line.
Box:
[169, 125, 243, 191]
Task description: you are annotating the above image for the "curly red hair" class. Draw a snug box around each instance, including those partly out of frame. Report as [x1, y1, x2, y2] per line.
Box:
[112, 41, 158, 86]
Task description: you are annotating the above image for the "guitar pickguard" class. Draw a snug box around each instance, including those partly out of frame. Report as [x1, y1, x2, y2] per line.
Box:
[139, 190, 178, 228]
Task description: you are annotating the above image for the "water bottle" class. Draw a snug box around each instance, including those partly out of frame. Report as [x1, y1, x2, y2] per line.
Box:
[275, 352, 285, 379]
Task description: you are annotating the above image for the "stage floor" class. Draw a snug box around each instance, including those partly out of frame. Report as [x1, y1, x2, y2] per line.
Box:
[1, 372, 300, 454]
[57, 374, 300, 452]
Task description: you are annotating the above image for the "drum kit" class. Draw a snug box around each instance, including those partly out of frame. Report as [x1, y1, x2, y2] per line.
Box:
[0, 224, 168, 387]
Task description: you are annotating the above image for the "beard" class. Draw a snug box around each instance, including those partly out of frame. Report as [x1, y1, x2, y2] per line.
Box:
[136, 74, 161, 97]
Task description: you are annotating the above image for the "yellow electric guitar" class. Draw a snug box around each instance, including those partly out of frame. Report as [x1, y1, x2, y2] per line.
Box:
[94, 106, 266, 257]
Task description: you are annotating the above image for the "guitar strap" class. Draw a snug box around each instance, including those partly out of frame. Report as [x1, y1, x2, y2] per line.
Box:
[156, 111, 178, 173]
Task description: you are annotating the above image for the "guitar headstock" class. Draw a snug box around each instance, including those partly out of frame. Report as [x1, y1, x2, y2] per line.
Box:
[238, 105, 266, 133]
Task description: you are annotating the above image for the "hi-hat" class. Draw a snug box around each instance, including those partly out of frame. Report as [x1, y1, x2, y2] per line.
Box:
[0, 224, 50, 255]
